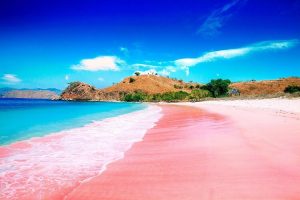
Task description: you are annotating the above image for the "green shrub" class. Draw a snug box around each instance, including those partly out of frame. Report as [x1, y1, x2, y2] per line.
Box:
[68, 82, 81, 90]
[151, 93, 162, 101]
[129, 77, 135, 83]
[201, 79, 231, 97]
[134, 72, 140, 76]
[160, 91, 189, 102]
[189, 89, 211, 100]
[284, 85, 300, 93]
[174, 84, 183, 89]
[122, 91, 146, 102]
[122, 91, 189, 102]
[173, 91, 189, 100]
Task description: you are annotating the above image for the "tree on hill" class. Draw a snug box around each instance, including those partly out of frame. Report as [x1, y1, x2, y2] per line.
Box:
[129, 77, 135, 83]
[189, 89, 211, 101]
[201, 79, 231, 97]
[284, 85, 300, 93]
[134, 72, 141, 76]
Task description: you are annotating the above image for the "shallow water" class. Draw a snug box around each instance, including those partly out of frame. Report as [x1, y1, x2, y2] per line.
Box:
[0, 98, 145, 145]
[0, 104, 162, 200]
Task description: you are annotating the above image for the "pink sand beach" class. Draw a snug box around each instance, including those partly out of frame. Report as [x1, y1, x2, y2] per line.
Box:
[66, 100, 300, 200]
[2, 99, 300, 200]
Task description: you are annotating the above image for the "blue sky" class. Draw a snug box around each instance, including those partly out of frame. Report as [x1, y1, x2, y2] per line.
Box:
[0, 0, 300, 89]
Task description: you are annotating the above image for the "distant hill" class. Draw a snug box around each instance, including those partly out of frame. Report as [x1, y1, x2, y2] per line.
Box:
[60, 75, 199, 101]
[0, 88, 61, 99]
[230, 77, 300, 96]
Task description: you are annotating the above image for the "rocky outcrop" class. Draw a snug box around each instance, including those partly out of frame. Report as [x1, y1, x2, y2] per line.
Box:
[60, 82, 99, 100]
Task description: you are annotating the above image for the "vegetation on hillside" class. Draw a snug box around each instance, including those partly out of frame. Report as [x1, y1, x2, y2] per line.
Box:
[201, 79, 231, 97]
[67, 82, 82, 90]
[284, 85, 300, 93]
[188, 89, 211, 101]
[121, 78, 231, 102]
[121, 89, 212, 102]
[129, 77, 135, 83]
[121, 91, 190, 102]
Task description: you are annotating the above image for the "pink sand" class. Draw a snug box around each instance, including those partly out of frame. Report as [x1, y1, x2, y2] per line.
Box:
[65, 104, 300, 200]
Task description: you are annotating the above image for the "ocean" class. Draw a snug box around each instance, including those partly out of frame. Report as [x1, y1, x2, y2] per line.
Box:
[0, 98, 145, 145]
[0, 98, 162, 199]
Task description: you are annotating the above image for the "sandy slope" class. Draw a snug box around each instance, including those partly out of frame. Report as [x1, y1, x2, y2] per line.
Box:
[66, 101, 300, 200]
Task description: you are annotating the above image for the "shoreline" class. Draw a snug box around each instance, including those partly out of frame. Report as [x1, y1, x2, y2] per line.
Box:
[66, 99, 300, 199]
[0, 105, 162, 200]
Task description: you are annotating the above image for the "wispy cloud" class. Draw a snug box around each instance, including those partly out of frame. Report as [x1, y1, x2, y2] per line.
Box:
[130, 39, 299, 76]
[70, 39, 298, 77]
[65, 75, 70, 81]
[175, 39, 299, 71]
[1, 74, 22, 84]
[132, 63, 160, 69]
[71, 56, 124, 71]
[198, 0, 247, 37]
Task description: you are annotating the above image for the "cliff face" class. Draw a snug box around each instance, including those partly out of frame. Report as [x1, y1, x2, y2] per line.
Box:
[0, 89, 60, 99]
[60, 75, 198, 101]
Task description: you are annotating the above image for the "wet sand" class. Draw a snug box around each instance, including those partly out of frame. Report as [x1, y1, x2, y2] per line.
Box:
[66, 104, 300, 200]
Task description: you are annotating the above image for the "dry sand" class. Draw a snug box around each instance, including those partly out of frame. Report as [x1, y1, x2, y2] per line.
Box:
[66, 98, 300, 200]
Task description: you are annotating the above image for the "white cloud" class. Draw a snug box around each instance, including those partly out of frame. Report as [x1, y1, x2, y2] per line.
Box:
[98, 77, 104, 82]
[71, 56, 124, 71]
[159, 69, 170, 76]
[1, 74, 21, 84]
[135, 65, 177, 77]
[175, 39, 299, 68]
[158, 66, 177, 76]
[132, 63, 160, 69]
[137, 69, 158, 75]
[198, 0, 247, 36]
[65, 75, 69, 80]
[133, 63, 177, 76]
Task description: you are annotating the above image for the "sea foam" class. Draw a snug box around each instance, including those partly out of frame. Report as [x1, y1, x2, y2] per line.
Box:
[0, 105, 162, 200]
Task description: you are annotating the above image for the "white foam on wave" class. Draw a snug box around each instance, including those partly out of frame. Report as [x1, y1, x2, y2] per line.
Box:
[0, 105, 162, 200]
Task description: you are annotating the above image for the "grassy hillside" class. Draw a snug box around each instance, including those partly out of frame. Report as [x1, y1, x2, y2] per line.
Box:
[60, 75, 300, 101]
[230, 77, 300, 97]
[103, 75, 199, 94]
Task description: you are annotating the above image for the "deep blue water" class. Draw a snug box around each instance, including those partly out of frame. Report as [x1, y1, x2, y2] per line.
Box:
[0, 98, 145, 145]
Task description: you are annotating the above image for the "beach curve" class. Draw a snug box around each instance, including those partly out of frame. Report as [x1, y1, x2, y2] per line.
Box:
[66, 101, 300, 200]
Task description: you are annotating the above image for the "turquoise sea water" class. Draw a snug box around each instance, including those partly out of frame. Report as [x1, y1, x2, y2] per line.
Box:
[0, 98, 146, 145]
